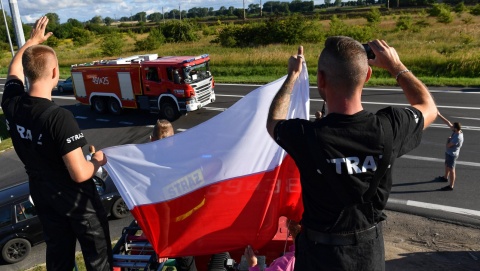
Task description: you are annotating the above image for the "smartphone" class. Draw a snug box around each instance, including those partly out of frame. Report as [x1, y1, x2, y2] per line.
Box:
[362, 43, 376, 59]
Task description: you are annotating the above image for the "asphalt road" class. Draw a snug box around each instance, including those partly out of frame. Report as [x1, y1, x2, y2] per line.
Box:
[1, 79, 480, 270]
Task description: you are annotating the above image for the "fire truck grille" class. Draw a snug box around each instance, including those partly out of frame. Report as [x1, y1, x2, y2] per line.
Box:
[195, 82, 213, 104]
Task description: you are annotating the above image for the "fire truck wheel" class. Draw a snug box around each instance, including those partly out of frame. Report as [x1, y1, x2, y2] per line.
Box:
[92, 97, 108, 114]
[160, 100, 180, 122]
[108, 98, 122, 115]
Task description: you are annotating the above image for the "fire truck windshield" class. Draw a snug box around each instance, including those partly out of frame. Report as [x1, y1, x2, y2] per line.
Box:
[184, 62, 210, 83]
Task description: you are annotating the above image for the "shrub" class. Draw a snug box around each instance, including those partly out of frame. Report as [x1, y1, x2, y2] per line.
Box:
[396, 15, 413, 31]
[71, 28, 94, 46]
[101, 33, 125, 56]
[134, 28, 165, 51]
[429, 4, 451, 17]
[161, 21, 198, 42]
[454, 2, 467, 13]
[437, 9, 454, 23]
[45, 36, 60, 48]
[461, 15, 474, 24]
[471, 4, 480, 16]
[365, 8, 382, 24]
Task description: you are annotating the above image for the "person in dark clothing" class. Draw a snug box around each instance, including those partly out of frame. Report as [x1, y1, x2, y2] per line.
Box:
[266, 37, 437, 270]
[1, 16, 112, 270]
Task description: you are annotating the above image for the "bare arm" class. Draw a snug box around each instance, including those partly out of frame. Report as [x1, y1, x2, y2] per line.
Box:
[62, 148, 107, 183]
[7, 16, 53, 82]
[368, 40, 437, 129]
[266, 46, 304, 138]
[437, 112, 453, 129]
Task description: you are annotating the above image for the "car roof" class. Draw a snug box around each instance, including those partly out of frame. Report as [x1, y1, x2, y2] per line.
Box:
[0, 182, 30, 206]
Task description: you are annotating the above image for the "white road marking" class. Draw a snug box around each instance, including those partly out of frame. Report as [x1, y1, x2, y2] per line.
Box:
[96, 119, 110, 122]
[75, 116, 88, 119]
[119, 122, 134, 125]
[203, 107, 225, 111]
[453, 116, 480, 121]
[401, 155, 480, 167]
[388, 198, 480, 218]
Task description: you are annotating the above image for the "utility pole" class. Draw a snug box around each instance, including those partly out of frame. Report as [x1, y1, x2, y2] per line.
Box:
[243, 0, 246, 21]
[260, 0, 263, 17]
[0, 0, 14, 56]
[8, 0, 25, 48]
[179, 4, 181, 20]
[162, 7, 165, 24]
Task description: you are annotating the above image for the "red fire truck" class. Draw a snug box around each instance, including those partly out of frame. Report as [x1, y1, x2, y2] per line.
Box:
[72, 53, 215, 121]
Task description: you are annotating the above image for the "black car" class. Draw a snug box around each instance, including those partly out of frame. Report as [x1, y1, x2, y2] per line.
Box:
[0, 182, 43, 264]
[0, 177, 129, 264]
[94, 176, 130, 220]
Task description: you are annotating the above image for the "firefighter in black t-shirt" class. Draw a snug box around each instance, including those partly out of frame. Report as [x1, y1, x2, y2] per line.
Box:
[266, 38, 438, 270]
[1, 16, 112, 270]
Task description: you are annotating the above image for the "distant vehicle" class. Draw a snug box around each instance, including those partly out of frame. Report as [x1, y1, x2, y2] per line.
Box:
[71, 53, 215, 121]
[56, 77, 73, 93]
[0, 177, 129, 264]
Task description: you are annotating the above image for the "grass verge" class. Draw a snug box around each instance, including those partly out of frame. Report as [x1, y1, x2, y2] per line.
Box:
[0, 109, 13, 152]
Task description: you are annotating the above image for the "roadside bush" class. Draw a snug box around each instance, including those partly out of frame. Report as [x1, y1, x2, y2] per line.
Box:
[429, 4, 451, 17]
[101, 33, 125, 56]
[470, 4, 480, 15]
[461, 15, 474, 24]
[365, 8, 382, 24]
[161, 21, 198, 42]
[134, 28, 165, 51]
[71, 28, 94, 46]
[216, 14, 313, 47]
[454, 2, 467, 13]
[396, 15, 413, 31]
[437, 9, 454, 23]
[45, 36, 59, 48]
[327, 15, 376, 42]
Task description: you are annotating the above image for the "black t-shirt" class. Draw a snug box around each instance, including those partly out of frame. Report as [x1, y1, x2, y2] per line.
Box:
[2, 80, 106, 218]
[1, 79, 87, 175]
[274, 107, 424, 232]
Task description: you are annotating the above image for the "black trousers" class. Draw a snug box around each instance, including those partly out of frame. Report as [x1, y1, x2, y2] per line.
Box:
[31, 179, 113, 271]
[294, 225, 385, 271]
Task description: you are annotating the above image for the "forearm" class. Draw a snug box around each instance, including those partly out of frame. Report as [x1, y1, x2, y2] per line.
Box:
[266, 74, 297, 138]
[63, 148, 104, 183]
[437, 112, 453, 128]
[393, 68, 437, 129]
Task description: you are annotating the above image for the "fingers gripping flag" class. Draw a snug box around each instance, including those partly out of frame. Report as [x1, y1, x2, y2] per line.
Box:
[103, 64, 310, 257]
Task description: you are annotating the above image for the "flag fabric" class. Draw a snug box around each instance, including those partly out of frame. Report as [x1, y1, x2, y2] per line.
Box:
[103, 64, 310, 257]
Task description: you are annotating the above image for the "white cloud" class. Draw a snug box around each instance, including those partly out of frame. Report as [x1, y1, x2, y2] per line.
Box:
[9, 0, 324, 23]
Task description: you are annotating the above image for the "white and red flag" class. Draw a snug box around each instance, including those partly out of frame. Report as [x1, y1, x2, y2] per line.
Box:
[103, 65, 310, 257]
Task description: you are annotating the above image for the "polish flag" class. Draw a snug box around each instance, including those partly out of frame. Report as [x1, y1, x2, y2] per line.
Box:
[103, 65, 309, 257]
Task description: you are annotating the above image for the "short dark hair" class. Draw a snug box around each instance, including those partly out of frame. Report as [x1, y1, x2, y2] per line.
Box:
[22, 45, 57, 83]
[453, 122, 461, 131]
[318, 36, 369, 94]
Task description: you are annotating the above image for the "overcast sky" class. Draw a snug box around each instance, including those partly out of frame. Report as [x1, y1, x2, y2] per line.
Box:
[1, 0, 324, 24]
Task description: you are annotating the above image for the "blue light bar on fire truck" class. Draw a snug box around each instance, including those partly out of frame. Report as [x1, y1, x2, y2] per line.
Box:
[182, 54, 209, 63]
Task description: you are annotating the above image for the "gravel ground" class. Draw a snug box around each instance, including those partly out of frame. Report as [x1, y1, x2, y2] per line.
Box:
[383, 210, 480, 271]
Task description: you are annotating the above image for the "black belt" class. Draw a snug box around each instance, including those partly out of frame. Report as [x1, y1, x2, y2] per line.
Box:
[305, 223, 381, 246]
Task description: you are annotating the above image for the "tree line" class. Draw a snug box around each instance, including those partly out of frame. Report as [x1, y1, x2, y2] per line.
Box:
[1, 0, 480, 54]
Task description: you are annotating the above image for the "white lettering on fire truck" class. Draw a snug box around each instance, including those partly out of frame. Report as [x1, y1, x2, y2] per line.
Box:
[92, 77, 110, 85]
